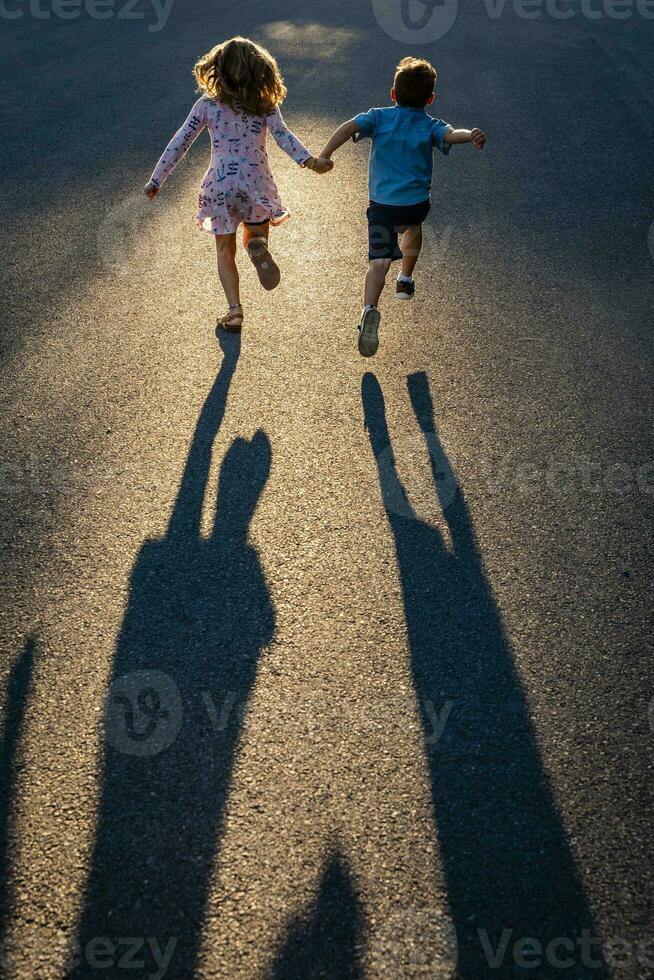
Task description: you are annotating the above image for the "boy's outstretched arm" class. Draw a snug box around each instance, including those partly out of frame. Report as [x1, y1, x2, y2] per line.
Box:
[445, 127, 486, 149]
[319, 120, 360, 160]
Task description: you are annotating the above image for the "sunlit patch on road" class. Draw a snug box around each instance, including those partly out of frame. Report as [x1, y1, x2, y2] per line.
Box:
[258, 20, 361, 59]
[97, 189, 184, 279]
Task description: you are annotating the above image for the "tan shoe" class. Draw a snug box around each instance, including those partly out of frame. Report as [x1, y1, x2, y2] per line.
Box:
[218, 304, 244, 333]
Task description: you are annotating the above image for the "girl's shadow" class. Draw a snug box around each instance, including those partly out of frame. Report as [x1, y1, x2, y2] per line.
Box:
[362, 372, 607, 979]
[71, 334, 275, 976]
[0, 636, 36, 953]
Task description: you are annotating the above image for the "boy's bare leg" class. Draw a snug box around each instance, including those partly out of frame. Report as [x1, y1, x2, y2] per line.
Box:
[359, 258, 391, 357]
[364, 258, 393, 307]
[400, 225, 423, 279]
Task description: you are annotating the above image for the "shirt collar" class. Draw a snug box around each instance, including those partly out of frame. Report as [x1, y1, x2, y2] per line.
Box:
[395, 105, 428, 114]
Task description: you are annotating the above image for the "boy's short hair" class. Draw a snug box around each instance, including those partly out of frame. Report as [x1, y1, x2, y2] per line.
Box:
[394, 57, 437, 108]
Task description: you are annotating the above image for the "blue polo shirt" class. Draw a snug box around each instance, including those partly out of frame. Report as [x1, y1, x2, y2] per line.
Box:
[353, 105, 453, 207]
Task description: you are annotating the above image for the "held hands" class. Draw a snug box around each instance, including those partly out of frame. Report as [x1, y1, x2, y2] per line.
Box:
[307, 155, 334, 175]
[145, 155, 335, 195]
[470, 128, 487, 150]
[144, 180, 160, 200]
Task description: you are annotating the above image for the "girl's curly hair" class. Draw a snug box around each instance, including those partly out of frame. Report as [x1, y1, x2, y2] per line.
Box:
[193, 36, 287, 117]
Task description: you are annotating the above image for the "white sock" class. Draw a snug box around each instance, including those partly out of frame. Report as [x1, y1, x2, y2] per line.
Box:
[398, 273, 414, 284]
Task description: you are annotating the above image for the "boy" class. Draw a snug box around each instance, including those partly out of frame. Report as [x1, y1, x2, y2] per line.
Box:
[319, 57, 486, 357]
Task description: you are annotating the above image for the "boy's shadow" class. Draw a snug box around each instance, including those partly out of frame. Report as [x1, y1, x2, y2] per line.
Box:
[71, 334, 275, 976]
[362, 372, 607, 979]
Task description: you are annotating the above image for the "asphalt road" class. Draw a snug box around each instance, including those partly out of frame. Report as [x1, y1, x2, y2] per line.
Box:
[0, 0, 653, 977]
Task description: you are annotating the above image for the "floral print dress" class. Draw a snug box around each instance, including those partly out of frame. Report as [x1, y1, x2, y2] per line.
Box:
[150, 96, 311, 235]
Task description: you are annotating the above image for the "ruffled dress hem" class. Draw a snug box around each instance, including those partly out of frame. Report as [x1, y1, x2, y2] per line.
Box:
[195, 207, 292, 236]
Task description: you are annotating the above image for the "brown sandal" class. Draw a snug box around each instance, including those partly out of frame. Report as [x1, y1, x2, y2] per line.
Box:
[247, 237, 281, 291]
[218, 304, 244, 333]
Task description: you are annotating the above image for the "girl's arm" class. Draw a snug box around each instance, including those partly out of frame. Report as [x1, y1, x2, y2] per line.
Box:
[265, 106, 313, 166]
[145, 98, 209, 196]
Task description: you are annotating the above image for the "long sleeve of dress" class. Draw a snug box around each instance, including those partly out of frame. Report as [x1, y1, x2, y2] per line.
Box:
[150, 98, 208, 187]
[265, 106, 311, 166]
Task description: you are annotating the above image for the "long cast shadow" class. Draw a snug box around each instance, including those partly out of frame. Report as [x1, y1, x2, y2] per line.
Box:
[362, 372, 607, 979]
[0, 636, 36, 950]
[70, 335, 275, 976]
[268, 851, 364, 980]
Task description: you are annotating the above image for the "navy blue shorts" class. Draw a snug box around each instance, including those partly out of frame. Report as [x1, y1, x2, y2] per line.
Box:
[367, 199, 431, 261]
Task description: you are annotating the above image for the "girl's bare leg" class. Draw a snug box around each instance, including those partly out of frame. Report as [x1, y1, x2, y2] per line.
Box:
[243, 221, 270, 249]
[215, 233, 240, 308]
[243, 221, 280, 291]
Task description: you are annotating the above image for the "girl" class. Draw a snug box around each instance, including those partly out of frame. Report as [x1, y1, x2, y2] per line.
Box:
[144, 36, 332, 332]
